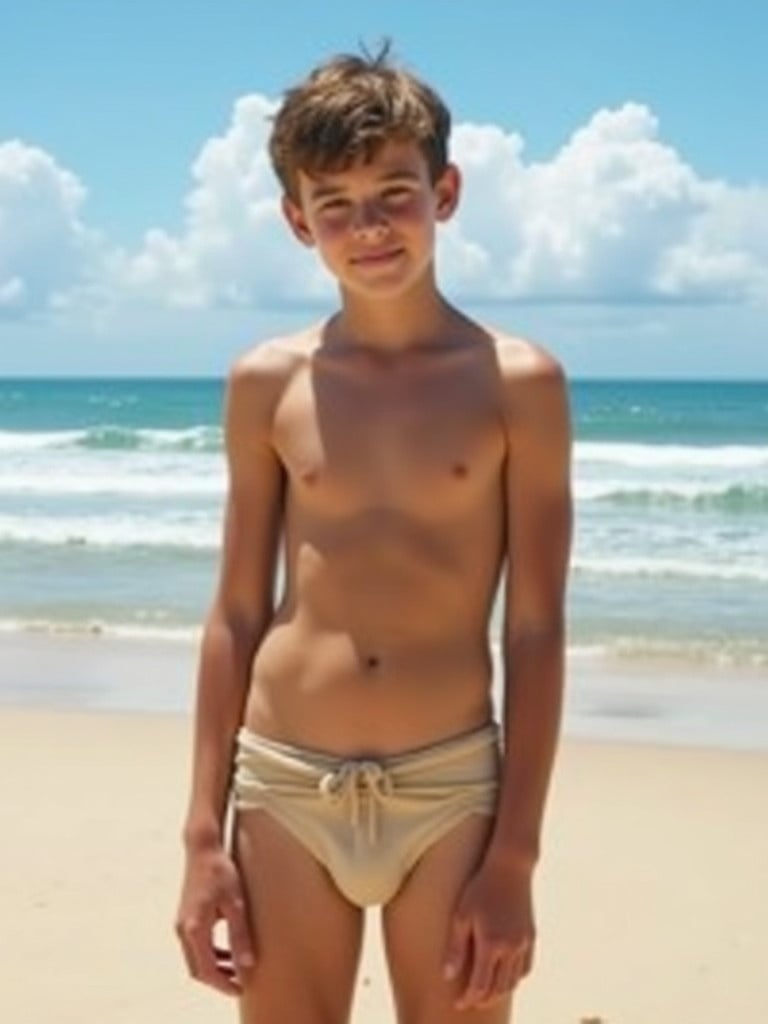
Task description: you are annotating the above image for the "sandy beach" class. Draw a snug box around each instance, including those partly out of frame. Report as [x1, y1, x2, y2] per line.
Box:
[1, 639, 768, 1023]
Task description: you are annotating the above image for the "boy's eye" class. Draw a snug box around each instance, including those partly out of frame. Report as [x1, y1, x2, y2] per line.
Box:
[318, 199, 348, 211]
[382, 188, 412, 202]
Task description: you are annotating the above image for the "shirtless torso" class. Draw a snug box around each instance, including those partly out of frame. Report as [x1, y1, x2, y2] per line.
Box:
[242, 321, 511, 756]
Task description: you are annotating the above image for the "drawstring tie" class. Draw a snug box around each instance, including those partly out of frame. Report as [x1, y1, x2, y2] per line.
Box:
[318, 759, 394, 843]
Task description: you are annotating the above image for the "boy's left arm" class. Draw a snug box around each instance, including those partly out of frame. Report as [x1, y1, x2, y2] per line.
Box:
[444, 347, 573, 1010]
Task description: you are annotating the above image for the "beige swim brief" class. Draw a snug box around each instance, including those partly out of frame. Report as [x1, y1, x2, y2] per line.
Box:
[232, 722, 500, 907]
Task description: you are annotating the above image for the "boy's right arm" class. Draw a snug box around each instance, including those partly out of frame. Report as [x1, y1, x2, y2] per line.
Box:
[175, 346, 287, 996]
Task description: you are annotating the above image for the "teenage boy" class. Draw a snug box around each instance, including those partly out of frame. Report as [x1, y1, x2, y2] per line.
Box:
[176, 46, 572, 1024]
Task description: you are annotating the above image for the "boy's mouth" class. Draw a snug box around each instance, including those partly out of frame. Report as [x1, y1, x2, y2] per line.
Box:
[350, 247, 404, 266]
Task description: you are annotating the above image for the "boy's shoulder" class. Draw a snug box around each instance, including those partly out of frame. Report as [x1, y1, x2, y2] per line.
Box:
[228, 328, 317, 382]
[472, 324, 569, 436]
[480, 325, 564, 380]
[225, 328, 322, 401]
[472, 323, 567, 400]
[222, 329, 318, 435]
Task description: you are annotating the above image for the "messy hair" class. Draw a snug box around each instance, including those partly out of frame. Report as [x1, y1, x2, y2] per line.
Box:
[268, 41, 451, 201]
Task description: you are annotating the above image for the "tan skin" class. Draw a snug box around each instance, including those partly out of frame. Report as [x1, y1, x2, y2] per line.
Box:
[175, 140, 572, 1023]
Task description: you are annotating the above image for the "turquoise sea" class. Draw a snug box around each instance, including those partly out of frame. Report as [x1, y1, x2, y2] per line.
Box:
[0, 377, 766, 666]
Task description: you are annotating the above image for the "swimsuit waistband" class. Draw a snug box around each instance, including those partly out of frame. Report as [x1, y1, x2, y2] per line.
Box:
[235, 720, 499, 775]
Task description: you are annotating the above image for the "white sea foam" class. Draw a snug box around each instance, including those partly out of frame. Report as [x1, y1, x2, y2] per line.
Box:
[575, 441, 768, 469]
[0, 513, 220, 550]
[0, 618, 201, 642]
[3, 428, 765, 467]
[0, 469, 224, 497]
[5, 467, 764, 503]
[2, 430, 766, 502]
[574, 479, 768, 507]
[0, 429, 83, 451]
[0, 425, 222, 453]
[574, 555, 768, 583]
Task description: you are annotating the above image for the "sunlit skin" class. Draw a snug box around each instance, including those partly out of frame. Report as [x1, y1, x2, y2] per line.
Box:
[176, 136, 572, 1024]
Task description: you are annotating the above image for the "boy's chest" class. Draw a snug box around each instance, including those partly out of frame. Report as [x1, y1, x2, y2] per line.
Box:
[272, 360, 507, 517]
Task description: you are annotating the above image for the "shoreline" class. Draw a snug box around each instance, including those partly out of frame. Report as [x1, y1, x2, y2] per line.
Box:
[1, 630, 767, 752]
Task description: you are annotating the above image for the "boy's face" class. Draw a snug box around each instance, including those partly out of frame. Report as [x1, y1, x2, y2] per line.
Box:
[282, 139, 460, 299]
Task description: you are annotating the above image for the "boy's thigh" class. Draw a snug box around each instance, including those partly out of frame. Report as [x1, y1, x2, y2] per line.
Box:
[381, 814, 513, 1024]
[233, 809, 364, 1024]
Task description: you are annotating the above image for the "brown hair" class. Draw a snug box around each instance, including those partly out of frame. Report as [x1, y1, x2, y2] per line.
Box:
[268, 42, 451, 201]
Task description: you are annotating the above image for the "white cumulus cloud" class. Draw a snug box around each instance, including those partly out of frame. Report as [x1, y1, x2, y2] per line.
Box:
[2, 98, 767, 321]
[0, 141, 105, 316]
[121, 96, 767, 308]
[116, 94, 332, 308]
[445, 103, 768, 303]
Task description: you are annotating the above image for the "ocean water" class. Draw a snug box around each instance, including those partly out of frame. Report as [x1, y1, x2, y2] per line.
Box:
[0, 377, 766, 666]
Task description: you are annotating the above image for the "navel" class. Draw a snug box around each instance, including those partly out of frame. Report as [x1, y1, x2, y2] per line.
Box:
[451, 462, 468, 478]
[365, 654, 381, 671]
[300, 467, 320, 485]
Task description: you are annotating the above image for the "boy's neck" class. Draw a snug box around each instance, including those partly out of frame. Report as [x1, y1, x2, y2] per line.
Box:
[327, 278, 459, 355]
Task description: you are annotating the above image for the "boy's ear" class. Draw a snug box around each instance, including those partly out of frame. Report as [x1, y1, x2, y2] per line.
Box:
[434, 163, 461, 222]
[281, 194, 316, 247]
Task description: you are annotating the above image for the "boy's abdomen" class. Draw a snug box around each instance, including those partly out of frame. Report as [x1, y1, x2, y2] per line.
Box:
[244, 622, 496, 757]
[242, 511, 503, 757]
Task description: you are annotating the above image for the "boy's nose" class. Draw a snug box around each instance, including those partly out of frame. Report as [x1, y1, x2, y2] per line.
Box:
[351, 201, 389, 238]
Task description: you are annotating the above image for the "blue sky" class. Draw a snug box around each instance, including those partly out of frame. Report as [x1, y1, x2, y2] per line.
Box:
[1, 0, 766, 377]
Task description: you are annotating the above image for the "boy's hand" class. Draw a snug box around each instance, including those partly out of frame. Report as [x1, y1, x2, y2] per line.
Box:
[175, 845, 255, 996]
[443, 859, 535, 1010]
